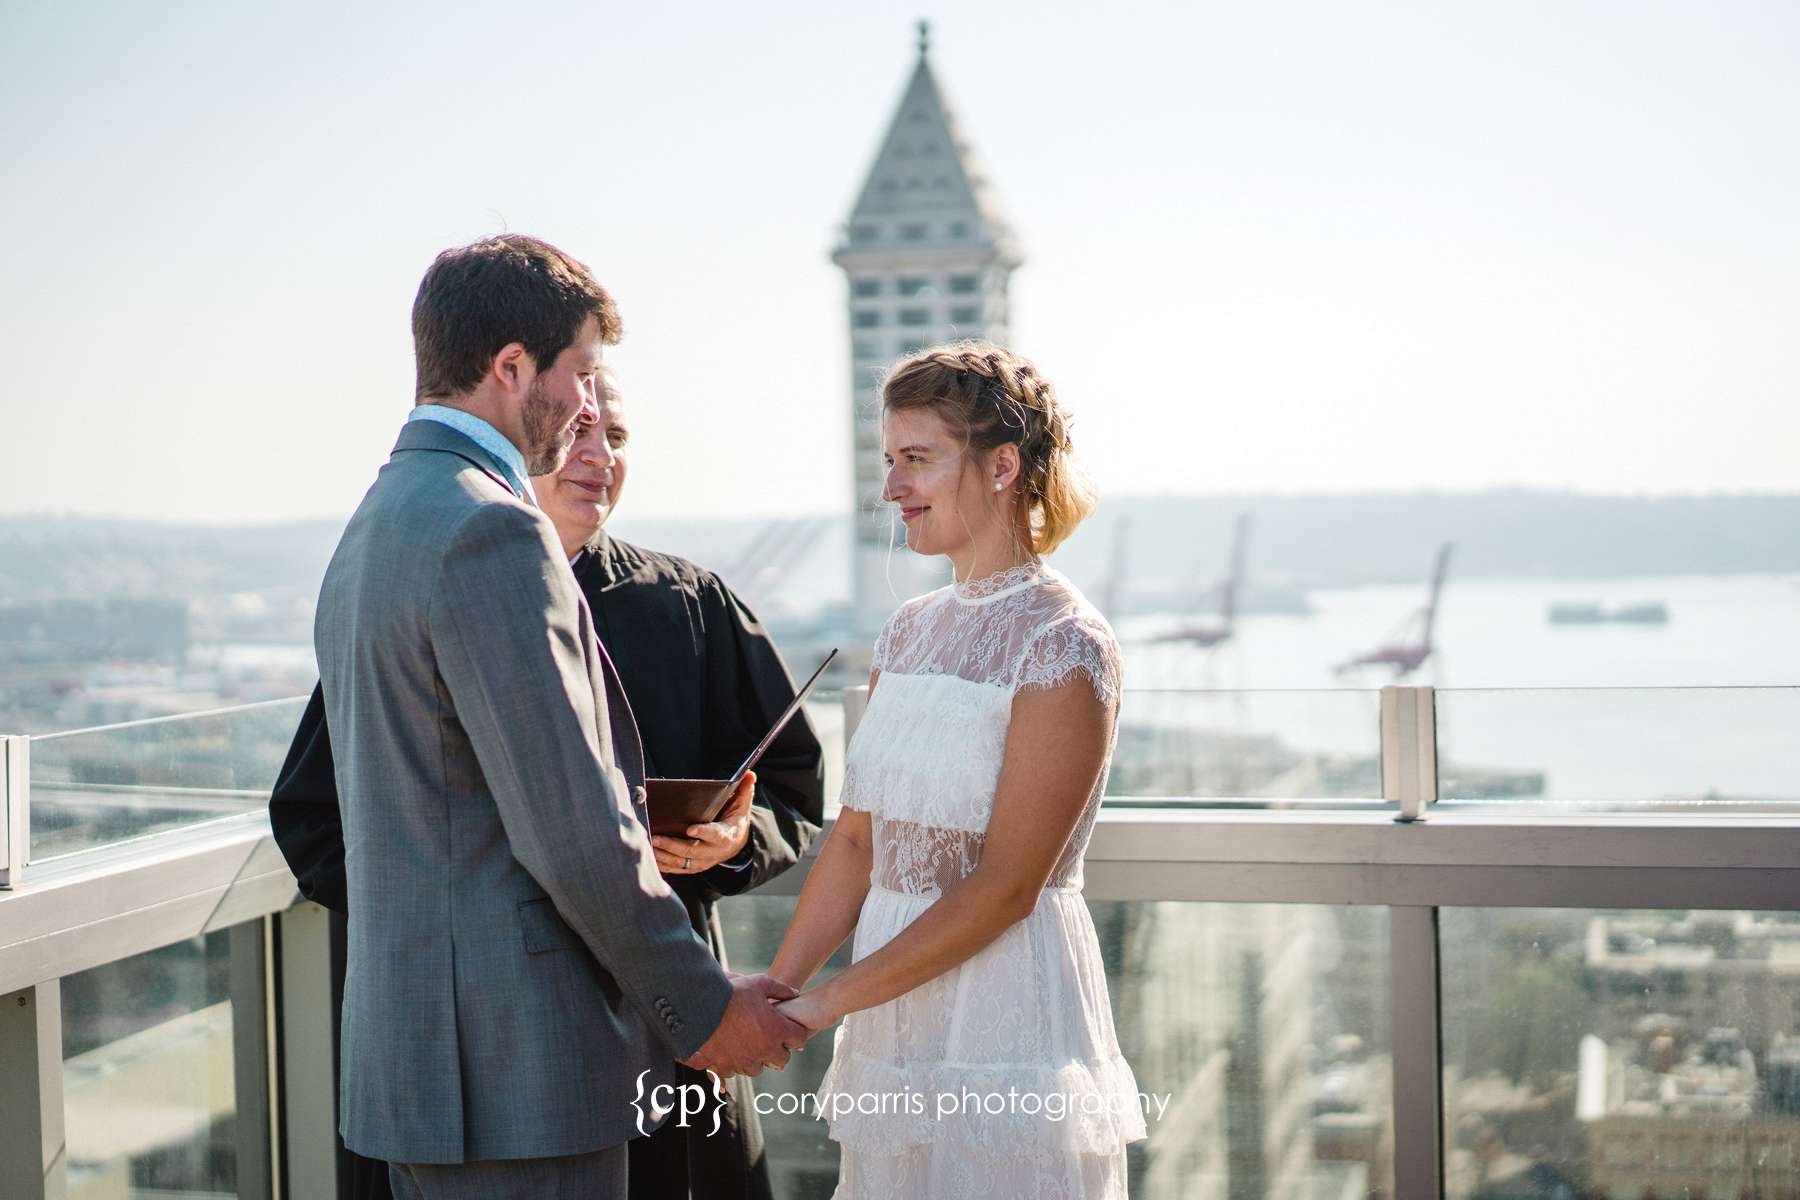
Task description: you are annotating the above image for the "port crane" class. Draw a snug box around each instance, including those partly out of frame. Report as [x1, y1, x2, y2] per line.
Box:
[1100, 515, 1132, 620]
[1152, 514, 1249, 648]
[1334, 543, 1454, 677]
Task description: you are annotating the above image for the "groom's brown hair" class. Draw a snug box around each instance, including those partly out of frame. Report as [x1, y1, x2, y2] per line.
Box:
[411, 234, 622, 403]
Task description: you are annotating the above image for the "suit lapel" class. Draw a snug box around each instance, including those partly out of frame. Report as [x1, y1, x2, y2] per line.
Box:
[574, 587, 648, 825]
[597, 637, 646, 793]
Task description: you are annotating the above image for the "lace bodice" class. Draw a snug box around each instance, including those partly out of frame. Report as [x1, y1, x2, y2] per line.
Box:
[839, 563, 1121, 896]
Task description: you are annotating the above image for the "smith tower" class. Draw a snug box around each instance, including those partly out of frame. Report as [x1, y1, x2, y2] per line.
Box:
[834, 22, 1023, 628]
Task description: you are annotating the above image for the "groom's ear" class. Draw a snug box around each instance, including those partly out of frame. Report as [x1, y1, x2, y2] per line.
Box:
[491, 341, 533, 395]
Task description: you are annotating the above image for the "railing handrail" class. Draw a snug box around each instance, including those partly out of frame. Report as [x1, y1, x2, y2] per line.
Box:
[10, 799, 1800, 995]
[26, 693, 311, 742]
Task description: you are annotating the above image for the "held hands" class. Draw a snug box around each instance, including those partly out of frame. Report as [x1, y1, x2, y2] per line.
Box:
[654, 771, 755, 875]
[773, 988, 841, 1037]
[682, 973, 811, 1079]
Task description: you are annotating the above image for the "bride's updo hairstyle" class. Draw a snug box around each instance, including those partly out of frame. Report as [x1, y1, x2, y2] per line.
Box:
[883, 341, 1098, 556]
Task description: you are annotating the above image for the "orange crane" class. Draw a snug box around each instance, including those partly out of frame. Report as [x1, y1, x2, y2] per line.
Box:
[1334, 543, 1454, 677]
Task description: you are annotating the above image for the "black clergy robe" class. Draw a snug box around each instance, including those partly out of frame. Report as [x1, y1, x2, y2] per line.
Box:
[270, 530, 825, 1200]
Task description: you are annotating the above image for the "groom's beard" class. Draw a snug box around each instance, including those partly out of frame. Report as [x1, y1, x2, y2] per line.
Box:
[521, 379, 577, 476]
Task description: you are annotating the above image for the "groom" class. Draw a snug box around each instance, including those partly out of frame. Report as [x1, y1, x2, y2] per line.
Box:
[314, 234, 805, 1197]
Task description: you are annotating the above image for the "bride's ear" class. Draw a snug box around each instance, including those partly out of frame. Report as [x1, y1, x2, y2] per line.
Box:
[989, 444, 1021, 494]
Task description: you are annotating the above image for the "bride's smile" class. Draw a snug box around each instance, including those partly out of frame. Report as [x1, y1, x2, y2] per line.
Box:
[882, 405, 1030, 578]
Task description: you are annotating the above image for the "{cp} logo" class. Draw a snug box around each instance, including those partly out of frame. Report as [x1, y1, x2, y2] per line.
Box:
[632, 1068, 728, 1136]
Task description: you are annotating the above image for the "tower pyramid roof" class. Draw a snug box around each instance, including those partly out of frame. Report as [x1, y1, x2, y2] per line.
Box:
[840, 22, 1017, 258]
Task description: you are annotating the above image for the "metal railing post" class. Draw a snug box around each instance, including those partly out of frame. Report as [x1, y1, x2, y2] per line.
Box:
[843, 685, 870, 744]
[230, 919, 275, 1200]
[274, 902, 340, 1200]
[1381, 686, 1438, 822]
[1390, 906, 1445, 1198]
[1382, 685, 1444, 1196]
[1, 735, 29, 889]
[0, 979, 66, 1199]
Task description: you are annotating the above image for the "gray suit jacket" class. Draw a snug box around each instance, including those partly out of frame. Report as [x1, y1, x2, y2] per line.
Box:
[315, 419, 733, 1165]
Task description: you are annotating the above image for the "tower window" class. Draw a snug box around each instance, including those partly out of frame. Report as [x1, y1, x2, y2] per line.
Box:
[852, 311, 882, 329]
[897, 277, 931, 298]
[948, 274, 980, 294]
[899, 223, 928, 241]
[852, 338, 881, 359]
[898, 309, 931, 327]
[851, 279, 881, 298]
[851, 225, 879, 244]
[947, 220, 970, 238]
[950, 305, 982, 325]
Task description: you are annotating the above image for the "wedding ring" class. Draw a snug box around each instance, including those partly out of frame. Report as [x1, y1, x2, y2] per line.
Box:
[683, 856, 692, 870]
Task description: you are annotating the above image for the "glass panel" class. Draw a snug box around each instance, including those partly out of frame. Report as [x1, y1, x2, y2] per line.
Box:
[29, 695, 307, 861]
[720, 897, 1392, 1199]
[1442, 907, 1800, 1199]
[61, 929, 248, 1197]
[1110, 689, 1385, 804]
[802, 692, 847, 816]
[1435, 687, 1800, 812]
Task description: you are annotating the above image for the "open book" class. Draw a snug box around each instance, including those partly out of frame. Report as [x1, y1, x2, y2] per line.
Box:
[643, 648, 837, 836]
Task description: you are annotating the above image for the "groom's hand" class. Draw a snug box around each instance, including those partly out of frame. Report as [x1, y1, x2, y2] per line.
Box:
[682, 973, 807, 1079]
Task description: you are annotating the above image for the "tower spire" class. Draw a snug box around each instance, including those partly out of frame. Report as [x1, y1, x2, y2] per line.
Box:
[917, 18, 930, 57]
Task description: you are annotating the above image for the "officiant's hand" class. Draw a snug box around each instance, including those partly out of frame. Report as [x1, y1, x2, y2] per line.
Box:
[653, 771, 755, 874]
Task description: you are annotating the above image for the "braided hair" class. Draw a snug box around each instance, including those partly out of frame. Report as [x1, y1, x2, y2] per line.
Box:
[882, 340, 1097, 555]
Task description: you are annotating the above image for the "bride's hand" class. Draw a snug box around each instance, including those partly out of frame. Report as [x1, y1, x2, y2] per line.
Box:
[773, 989, 841, 1037]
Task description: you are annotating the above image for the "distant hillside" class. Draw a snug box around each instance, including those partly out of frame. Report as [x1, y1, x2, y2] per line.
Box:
[623, 490, 1800, 608]
[1047, 489, 1800, 598]
[2, 490, 1796, 612]
[0, 515, 345, 604]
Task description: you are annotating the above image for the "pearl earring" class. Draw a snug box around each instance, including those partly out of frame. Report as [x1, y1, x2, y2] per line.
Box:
[994, 483, 1003, 492]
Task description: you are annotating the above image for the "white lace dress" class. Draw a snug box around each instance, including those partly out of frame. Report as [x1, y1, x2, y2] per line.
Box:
[816, 562, 1144, 1199]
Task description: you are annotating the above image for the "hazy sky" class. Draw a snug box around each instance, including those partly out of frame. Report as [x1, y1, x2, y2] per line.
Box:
[2, 0, 1796, 523]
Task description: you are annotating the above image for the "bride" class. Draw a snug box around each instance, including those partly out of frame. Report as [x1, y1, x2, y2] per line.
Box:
[770, 342, 1144, 1197]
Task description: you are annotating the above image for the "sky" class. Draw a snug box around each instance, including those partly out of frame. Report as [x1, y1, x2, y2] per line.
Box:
[1, 0, 1796, 524]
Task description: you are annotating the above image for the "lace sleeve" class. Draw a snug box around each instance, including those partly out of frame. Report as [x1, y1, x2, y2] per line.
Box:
[869, 594, 928, 675]
[1014, 615, 1121, 707]
[870, 611, 896, 674]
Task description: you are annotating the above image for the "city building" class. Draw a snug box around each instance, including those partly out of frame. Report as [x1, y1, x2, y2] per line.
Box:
[832, 22, 1023, 629]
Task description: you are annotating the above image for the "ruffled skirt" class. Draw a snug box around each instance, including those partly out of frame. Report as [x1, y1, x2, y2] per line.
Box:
[816, 884, 1144, 1199]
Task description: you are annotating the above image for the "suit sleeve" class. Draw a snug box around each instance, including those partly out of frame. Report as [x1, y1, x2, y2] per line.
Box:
[690, 575, 826, 904]
[429, 505, 732, 1058]
[268, 682, 350, 915]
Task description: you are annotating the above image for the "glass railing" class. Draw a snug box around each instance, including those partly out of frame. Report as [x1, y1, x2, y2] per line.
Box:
[60, 929, 254, 1199]
[1109, 688, 1384, 804]
[8, 683, 1800, 1199]
[1440, 905, 1800, 1198]
[16, 684, 1800, 875]
[1434, 686, 1800, 812]
[27, 696, 309, 863]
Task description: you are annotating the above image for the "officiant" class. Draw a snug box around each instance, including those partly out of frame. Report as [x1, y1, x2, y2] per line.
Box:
[270, 367, 825, 1200]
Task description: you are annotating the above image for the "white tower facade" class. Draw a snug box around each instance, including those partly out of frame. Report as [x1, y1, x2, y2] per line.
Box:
[834, 23, 1023, 630]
